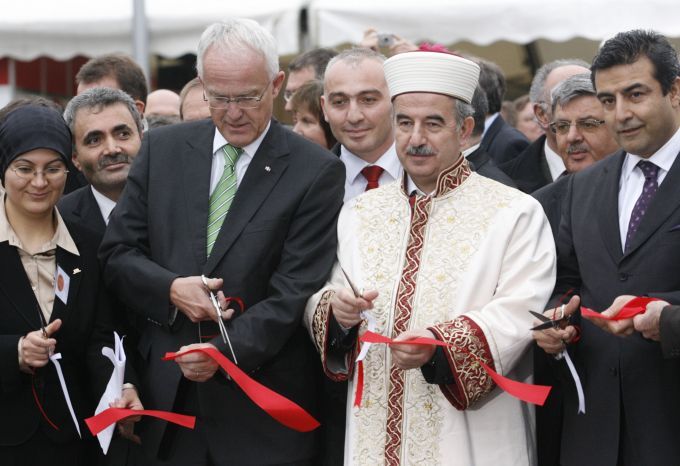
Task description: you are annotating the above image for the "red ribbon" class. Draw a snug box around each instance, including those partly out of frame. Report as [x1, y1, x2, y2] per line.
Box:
[353, 360, 364, 407]
[163, 347, 320, 432]
[359, 331, 551, 406]
[580, 296, 660, 321]
[85, 408, 195, 436]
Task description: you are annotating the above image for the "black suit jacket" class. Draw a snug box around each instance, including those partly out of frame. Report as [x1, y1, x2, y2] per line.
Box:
[501, 134, 553, 194]
[466, 147, 516, 188]
[99, 119, 345, 464]
[532, 173, 571, 242]
[0, 221, 118, 447]
[553, 150, 680, 465]
[660, 305, 680, 358]
[58, 186, 107, 241]
[479, 115, 529, 165]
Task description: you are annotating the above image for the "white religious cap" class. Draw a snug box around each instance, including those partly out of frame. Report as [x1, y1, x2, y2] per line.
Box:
[383, 51, 480, 103]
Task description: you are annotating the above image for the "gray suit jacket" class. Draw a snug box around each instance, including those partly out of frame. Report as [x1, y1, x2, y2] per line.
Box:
[99, 119, 345, 464]
[554, 149, 680, 466]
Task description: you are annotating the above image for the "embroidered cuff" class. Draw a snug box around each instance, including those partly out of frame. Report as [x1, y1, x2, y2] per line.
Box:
[429, 316, 495, 410]
[311, 290, 357, 381]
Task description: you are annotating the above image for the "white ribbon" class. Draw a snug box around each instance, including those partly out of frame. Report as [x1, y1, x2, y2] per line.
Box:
[94, 332, 127, 454]
[355, 311, 376, 363]
[557, 349, 586, 414]
[49, 352, 81, 438]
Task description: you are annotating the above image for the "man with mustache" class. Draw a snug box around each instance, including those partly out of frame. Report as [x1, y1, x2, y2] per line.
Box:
[306, 50, 555, 465]
[533, 73, 619, 240]
[534, 30, 680, 465]
[322, 47, 402, 201]
[59, 87, 142, 237]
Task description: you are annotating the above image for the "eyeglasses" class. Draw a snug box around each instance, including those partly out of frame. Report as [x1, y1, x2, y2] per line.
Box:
[203, 81, 272, 110]
[550, 118, 606, 135]
[10, 165, 69, 181]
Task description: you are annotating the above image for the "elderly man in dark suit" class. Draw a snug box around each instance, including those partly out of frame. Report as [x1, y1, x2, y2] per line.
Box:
[502, 59, 589, 193]
[99, 18, 345, 466]
[534, 30, 680, 466]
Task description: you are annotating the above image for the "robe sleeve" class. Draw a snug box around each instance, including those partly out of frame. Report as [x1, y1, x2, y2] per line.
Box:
[428, 194, 556, 410]
[304, 263, 360, 381]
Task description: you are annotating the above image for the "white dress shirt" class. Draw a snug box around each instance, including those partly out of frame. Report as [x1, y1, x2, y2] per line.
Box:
[618, 127, 680, 249]
[210, 122, 270, 196]
[91, 186, 117, 225]
[340, 143, 402, 202]
[544, 140, 566, 181]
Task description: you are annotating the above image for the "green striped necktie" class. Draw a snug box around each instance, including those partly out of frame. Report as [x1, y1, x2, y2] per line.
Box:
[206, 144, 242, 255]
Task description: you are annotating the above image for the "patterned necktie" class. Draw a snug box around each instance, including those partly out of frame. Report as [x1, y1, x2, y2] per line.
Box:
[361, 165, 384, 191]
[207, 144, 242, 255]
[625, 160, 660, 252]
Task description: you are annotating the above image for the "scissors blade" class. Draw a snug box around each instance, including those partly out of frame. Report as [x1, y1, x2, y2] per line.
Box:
[530, 320, 560, 331]
[340, 266, 362, 298]
[202, 275, 238, 365]
[529, 310, 551, 323]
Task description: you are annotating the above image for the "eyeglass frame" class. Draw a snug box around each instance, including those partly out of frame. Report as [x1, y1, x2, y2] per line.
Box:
[203, 81, 273, 110]
[549, 118, 607, 135]
[9, 165, 69, 181]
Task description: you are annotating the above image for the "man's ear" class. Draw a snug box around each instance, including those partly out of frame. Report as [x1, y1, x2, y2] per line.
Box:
[72, 151, 82, 172]
[534, 102, 550, 130]
[320, 95, 329, 123]
[458, 116, 475, 144]
[668, 76, 680, 109]
[135, 100, 145, 117]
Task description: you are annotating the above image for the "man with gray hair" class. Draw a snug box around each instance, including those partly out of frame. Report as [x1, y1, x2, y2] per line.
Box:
[99, 18, 344, 465]
[59, 87, 143, 237]
[503, 58, 590, 193]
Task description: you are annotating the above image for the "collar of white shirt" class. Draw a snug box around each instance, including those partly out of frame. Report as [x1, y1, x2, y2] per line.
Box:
[544, 140, 566, 181]
[340, 143, 401, 184]
[620, 126, 680, 186]
[462, 143, 480, 158]
[212, 121, 271, 161]
[91, 186, 117, 225]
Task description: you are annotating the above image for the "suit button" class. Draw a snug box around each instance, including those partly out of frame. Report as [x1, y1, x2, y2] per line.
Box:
[618, 273, 629, 282]
[609, 367, 618, 376]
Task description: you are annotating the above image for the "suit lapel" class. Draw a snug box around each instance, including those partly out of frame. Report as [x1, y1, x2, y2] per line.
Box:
[82, 188, 107, 235]
[50, 248, 83, 325]
[0, 243, 42, 329]
[180, 121, 215, 268]
[598, 152, 625, 264]
[203, 121, 289, 275]
[623, 150, 680, 258]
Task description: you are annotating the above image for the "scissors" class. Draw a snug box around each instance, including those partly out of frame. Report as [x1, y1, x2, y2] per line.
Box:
[529, 306, 571, 331]
[340, 266, 362, 299]
[201, 275, 238, 364]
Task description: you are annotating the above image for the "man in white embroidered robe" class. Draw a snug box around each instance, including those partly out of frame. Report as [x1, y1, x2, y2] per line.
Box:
[304, 51, 556, 465]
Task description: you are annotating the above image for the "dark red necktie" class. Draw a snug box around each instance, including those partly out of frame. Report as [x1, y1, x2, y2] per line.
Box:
[361, 165, 384, 191]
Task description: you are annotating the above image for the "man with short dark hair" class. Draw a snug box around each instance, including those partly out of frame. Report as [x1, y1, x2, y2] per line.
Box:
[284, 47, 337, 112]
[322, 47, 402, 201]
[477, 58, 529, 165]
[534, 30, 680, 466]
[461, 86, 516, 187]
[76, 53, 148, 118]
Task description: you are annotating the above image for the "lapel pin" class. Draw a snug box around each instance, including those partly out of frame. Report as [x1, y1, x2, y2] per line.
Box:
[73, 268, 81, 275]
[265, 166, 271, 172]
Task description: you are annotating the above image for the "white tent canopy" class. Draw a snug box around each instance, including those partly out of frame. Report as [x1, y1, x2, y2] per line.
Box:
[0, 0, 305, 59]
[308, 0, 680, 49]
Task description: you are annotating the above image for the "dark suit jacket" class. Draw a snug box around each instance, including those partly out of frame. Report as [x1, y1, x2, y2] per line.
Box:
[553, 149, 680, 466]
[99, 119, 345, 464]
[479, 115, 529, 165]
[660, 305, 680, 358]
[532, 173, 571, 242]
[501, 134, 553, 194]
[0, 220, 118, 448]
[466, 147, 516, 188]
[58, 186, 107, 241]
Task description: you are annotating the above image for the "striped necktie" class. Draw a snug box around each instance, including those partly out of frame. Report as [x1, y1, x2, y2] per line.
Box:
[207, 144, 242, 255]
